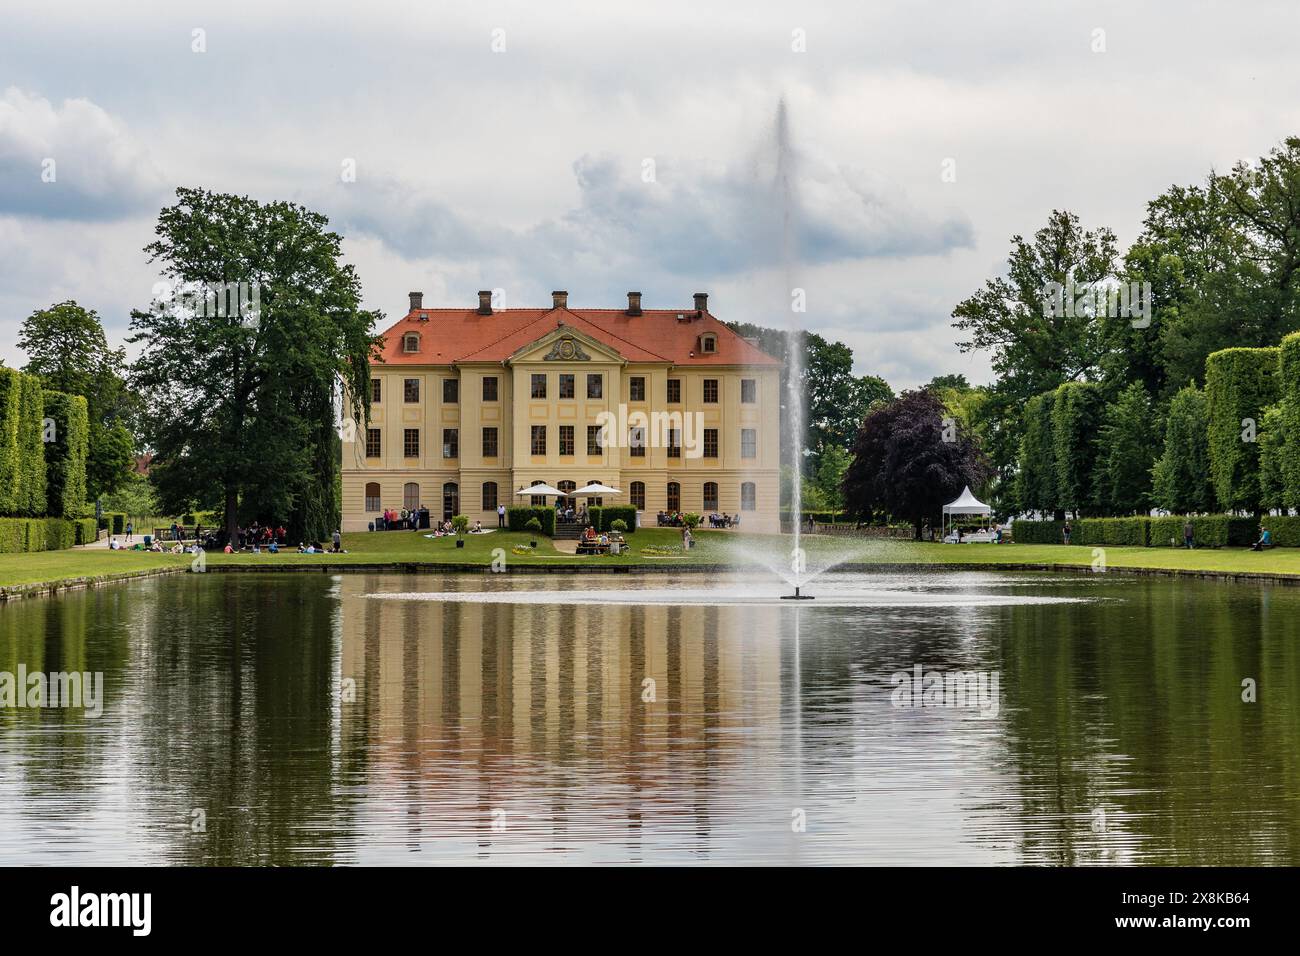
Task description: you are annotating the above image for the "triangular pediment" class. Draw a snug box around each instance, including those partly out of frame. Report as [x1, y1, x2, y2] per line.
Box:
[508, 322, 625, 365]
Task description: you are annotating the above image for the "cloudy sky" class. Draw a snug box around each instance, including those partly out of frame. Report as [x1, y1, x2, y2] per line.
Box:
[2, 0, 1298, 388]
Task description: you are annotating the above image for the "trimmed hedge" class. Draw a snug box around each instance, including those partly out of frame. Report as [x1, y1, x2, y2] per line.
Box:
[42, 390, 88, 518]
[588, 505, 638, 533]
[0, 516, 92, 553]
[17, 373, 45, 516]
[73, 517, 98, 545]
[1261, 515, 1300, 547]
[1206, 347, 1280, 513]
[1014, 515, 1258, 548]
[98, 511, 127, 534]
[0, 368, 20, 514]
[507, 505, 556, 536]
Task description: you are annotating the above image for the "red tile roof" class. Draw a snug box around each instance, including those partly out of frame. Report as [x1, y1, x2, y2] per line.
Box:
[373, 304, 782, 367]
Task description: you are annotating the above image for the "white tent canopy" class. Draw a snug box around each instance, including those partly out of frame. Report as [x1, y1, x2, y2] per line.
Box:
[572, 482, 621, 496]
[942, 486, 991, 515]
[941, 486, 991, 541]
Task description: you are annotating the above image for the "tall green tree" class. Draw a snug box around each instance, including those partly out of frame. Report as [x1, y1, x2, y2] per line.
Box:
[19, 301, 137, 501]
[1151, 384, 1215, 514]
[1097, 382, 1157, 515]
[1015, 390, 1058, 518]
[129, 188, 382, 545]
[952, 210, 1118, 499]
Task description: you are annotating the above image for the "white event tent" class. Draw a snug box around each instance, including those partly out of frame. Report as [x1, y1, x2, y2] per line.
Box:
[941, 486, 991, 541]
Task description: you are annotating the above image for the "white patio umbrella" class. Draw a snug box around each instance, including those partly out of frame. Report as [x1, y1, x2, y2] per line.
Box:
[941, 485, 991, 541]
[572, 482, 622, 496]
[515, 483, 566, 497]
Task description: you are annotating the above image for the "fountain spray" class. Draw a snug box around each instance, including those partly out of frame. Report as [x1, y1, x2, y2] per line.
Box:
[774, 99, 814, 601]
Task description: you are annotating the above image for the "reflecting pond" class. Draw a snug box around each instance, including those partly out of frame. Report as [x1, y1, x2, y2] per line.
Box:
[0, 570, 1297, 864]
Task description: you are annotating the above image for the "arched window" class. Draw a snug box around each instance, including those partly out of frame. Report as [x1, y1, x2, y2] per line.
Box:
[481, 481, 498, 511]
[667, 481, 680, 512]
[530, 479, 548, 507]
[630, 481, 646, 510]
[703, 481, 719, 512]
[364, 482, 381, 512]
[443, 482, 459, 519]
[584, 478, 602, 508]
[402, 332, 420, 353]
[403, 482, 420, 511]
[740, 482, 756, 511]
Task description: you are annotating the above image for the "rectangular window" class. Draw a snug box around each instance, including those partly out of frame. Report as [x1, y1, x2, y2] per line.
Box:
[587, 373, 603, 399]
[741, 378, 757, 404]
[404, 378, 420, 403]
[629, 376, 646, 402]
[703, 482, 719, 512]
[703, 428, 718, 458]
[482, 427, 498, 458]
[630, 483, 645, 510]
[559, 373, 575, 399]
[741, 428, 756, 459]
[559, 425, 574, 456]
[587, 425, 603, 455]
[629, 427, 646, 457]
[443, 378, 458, 403]
[531, 373, 547, 399]
[703, 379, 719, 403]
[531, 425, 546, 456]
[741, 482, 757, 511]
[667, 378, 681, 403]
[365, 428, 381, 458]
[443, 428, 458, 459]
[370, 378, 381, 403]
[404, 428, 420, 458]
[483, 376, 498, 401]
[481, 483, 498, 511]
[667, 428, 681, 459]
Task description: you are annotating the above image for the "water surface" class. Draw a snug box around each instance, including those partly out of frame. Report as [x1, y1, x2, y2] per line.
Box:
[0, 570, 1296, 865]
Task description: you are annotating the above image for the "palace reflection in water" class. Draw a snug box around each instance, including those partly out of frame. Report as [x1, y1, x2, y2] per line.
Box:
[0, 570, 1297, 865]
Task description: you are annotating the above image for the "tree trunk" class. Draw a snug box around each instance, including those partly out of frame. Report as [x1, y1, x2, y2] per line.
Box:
[225, 487, 239, 549]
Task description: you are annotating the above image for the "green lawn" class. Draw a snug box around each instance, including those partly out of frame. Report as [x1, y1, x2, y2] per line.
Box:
[7, 530, 1300, 594]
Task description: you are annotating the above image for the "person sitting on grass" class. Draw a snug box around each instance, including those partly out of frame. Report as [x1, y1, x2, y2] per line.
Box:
[268, 540, 278, 553]
[473, 519, 483, 533]
[109, 536, 120, 550]
[1252, 528, 1273, 551]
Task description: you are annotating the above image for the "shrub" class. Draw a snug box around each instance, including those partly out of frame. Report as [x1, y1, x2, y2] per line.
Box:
[683, 512, 701, 529]
[525, 517, 543, 535]
[1013, 518, 1148, 546]
[451, 514, 469, 535]
[1261, 515, 1300, 546]
[507, 506, 555, 536]
[610, 518, 627, 532]
[98, 511, 127, 534]
[589, 504, 637, 533]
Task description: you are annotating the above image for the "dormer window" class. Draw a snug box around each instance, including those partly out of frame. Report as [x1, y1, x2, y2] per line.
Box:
[700, 334, 717, 353]
[402, 332, 420, 353]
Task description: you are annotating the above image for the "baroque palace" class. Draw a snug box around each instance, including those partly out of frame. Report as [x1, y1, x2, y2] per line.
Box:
[341, 290, 782, 532]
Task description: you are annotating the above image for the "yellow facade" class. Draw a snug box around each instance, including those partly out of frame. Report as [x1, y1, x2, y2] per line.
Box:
[341, 324, 781, 532]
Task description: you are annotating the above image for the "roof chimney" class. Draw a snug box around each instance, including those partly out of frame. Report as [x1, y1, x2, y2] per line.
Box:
[408, 291, 423, 313]
[693, 292, 708, 314]
[626, 291, 643, 316]
[552, 290, 568, 310]
[477, 290, 493, 315]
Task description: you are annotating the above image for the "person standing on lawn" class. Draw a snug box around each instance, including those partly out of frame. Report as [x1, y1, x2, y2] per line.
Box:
[1183, 519, 1194, 550]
